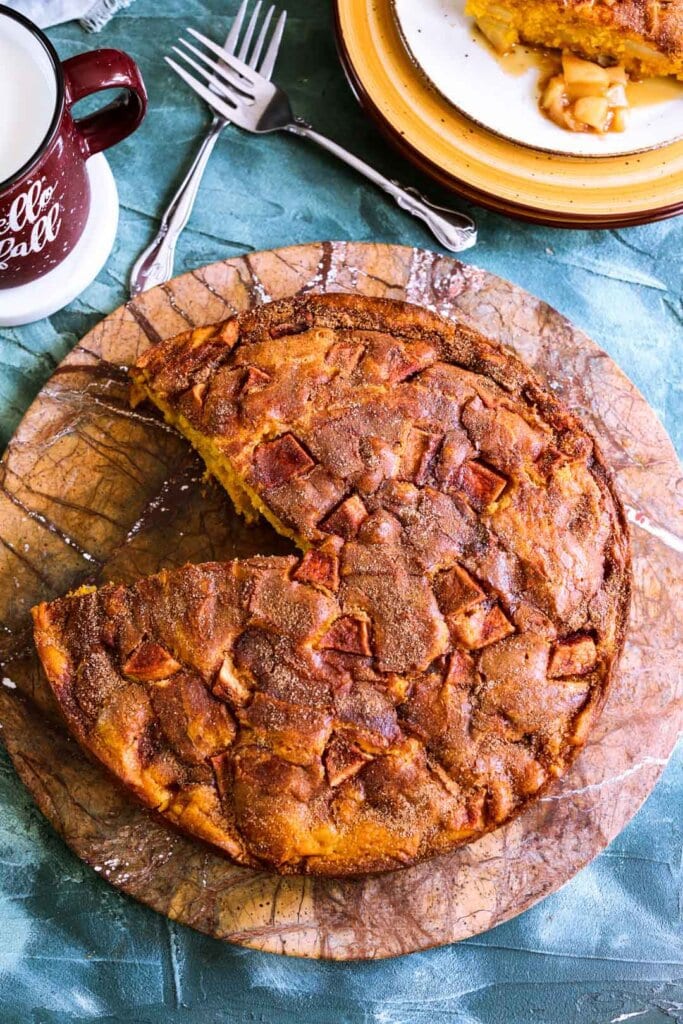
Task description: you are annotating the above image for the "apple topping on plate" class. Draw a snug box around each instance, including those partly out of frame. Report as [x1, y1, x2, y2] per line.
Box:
[541, 53, 629, 134]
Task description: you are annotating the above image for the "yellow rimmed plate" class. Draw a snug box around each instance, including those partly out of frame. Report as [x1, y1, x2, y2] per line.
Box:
[334, 0, 683, 226]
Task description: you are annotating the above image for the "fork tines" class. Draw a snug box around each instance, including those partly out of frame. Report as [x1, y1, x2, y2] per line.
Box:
[167, 4, 286, 113]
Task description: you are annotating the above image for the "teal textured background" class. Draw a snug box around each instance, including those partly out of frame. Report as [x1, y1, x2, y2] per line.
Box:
[0, 1, 681, 1021]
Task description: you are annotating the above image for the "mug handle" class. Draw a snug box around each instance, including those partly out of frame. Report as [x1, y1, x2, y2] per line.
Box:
[62, 49, 148, 159]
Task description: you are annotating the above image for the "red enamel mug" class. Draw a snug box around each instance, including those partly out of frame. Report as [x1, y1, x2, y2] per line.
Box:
[0, 4, 147, 288]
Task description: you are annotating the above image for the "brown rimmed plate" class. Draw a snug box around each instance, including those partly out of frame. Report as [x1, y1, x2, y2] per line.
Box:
[334, 0, 683, 227]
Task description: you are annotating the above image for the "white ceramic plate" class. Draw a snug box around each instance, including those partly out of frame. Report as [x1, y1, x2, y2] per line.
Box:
[394, 0, 683, 158]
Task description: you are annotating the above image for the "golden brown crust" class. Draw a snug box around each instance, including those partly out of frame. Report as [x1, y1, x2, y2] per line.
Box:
[33, 294, 631, 876]
[466, 0, 683, 78]
[558, 0, 683, 60]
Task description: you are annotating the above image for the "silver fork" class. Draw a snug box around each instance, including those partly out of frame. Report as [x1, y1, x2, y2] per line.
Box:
[129, 1, 286, 296]
[166, 17, 477, 253]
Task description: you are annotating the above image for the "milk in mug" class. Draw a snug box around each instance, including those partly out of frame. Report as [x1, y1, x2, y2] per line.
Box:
[0, 14, 57, 184]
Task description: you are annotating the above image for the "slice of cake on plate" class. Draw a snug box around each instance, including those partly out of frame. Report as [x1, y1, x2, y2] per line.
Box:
[466, 0, 683, 79]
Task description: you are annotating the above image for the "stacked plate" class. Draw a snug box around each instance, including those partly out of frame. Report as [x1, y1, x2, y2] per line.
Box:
[334, 0, 683, 226]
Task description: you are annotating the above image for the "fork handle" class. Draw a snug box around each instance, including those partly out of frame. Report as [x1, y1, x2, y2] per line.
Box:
[129, 117, 225, 295]
[286, 121, 477, 253]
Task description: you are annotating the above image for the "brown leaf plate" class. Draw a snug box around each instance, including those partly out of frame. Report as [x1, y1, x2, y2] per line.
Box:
[0, 242, 681, 960]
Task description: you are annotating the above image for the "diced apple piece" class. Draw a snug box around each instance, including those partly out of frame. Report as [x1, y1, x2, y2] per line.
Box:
[458, 460, 507, 511]
[607, 65, 628, 85]
[324, 733, 372, 787]
[566, 81, 609, 100]
[268, 312, 314, 339]
[318, 616, 372, 657]
[448, 602, 514, 650]
[385, 341, 437, 384]
[427, 758, 461, 798]
[606, 84, 628, 108]
[476, 15, 518, 55]
[213, 653, 253, 706]
[541, 75, 567, 111]
[384, 673, 411, 703]
[443, 648, 474, 687]
[320, 494, 368, 539]
[123, 641, 181, 682]
[187, 381, 206, 415]
[569, 704, 593, 746]
[541, 75, 577, 131]
[573, 96, 610, 131]
[434, 564, 485, 617]
[562, 53, 610, 90]
[241, 366, 271, 394]
[399, 427, 441, 485]
[435, 430, 473, 488]
[325, 340, 364, 374]
[252, 433, 314, 489]
[611, 108, 628, 132]
[292, 540, 341, 592]
[548, 636, 597, 678]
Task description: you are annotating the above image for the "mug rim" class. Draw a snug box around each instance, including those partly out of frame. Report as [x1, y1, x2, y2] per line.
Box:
[0, 4, 65, 193]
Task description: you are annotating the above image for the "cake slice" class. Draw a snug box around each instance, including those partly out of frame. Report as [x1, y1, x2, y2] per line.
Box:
[466, 0, 683, 79]
[32, 554, 464, 875]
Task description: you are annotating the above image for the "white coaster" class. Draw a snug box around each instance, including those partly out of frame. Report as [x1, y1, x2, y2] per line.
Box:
[0, 153, 118, 327]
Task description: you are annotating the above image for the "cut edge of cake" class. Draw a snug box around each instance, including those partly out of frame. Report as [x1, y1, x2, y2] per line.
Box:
[466, 0, 683, 80]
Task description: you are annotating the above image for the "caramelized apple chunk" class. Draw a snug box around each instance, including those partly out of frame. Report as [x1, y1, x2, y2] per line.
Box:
[252, 434, 315, 489]
[318, 616, 372, 657]
[540, 53, 630, 134]
[447, 602, 515, 650]
[123, 641, 181, 682]
[324, 733, 372, 787]
[548, 635, 598, 677]
[321, 494, 368, 539]
[293, 540, 342, 592]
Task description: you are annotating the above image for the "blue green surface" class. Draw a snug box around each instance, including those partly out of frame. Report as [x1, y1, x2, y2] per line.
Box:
[0, 1, 681, 1021]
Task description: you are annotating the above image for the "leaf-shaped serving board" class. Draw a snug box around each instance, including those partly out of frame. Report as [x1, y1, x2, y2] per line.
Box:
[0, 242, 681, 960]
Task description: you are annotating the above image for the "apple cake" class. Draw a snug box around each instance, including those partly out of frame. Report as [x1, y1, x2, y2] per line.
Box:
[466, 0, 683, 80]
[33, 294, 631, 876]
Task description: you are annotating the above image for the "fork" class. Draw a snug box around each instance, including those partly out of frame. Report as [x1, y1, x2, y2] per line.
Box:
[129, 1, 286, 296]
[166, 16, 477, 253]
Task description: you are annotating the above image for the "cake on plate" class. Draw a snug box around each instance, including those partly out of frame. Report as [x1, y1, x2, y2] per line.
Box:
[466, 0, 683, 79]
[33, 294, 630, 876]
